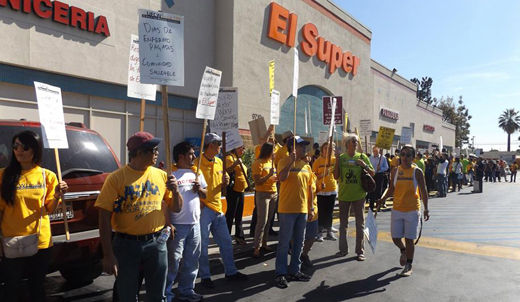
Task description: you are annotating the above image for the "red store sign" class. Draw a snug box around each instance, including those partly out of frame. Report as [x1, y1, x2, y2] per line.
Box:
[380, 108, 399, 120]
[423, 124, 435, 132]
[1, 0, 110, 37]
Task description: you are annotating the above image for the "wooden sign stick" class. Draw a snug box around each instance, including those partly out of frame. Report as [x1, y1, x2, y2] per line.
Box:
[293, 96, 298, 159]
[161, 85, 172, 175]
[195, 119, 208, 180]
[54, 149, 70, 241]
[139, 99, 146, 132]
[222, 132, 227, 195]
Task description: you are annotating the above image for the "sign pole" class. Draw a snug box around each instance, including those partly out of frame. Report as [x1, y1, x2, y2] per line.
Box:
[139, 99, 146, 131]
[161, 85, 172, 175]
[293, 96, 297, 150]
[54, 149, 70, 240]
[196, 119, 208, 179]
[222, 131, 227, 195]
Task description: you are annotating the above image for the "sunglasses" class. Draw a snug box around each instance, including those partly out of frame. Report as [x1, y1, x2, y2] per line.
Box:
[12, 142, 30, 151]
[144, 146, 159, 154]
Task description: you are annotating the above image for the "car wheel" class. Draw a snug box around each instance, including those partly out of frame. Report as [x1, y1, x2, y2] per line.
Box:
[59, 260, 102, 285]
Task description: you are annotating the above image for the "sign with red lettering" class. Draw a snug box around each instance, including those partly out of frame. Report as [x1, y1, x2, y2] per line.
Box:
[380, 108, 399, 120]
[127, 35, 157, 101]
[322, 96, 343, 125]
[423, 124, 435, 132]
[0, 0, 110, 36]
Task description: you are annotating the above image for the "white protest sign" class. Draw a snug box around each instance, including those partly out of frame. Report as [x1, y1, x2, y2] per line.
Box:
[363, 209, 378, 254]
[223, 128, 244, 151]
[196, 67, 222, 120]
[210, 87, 238, 133]
[127, 35, 157, 101]
[359, 119, 372, 138]
[401, 127, 412, 145]
[318, 131, 328, 146]
[138, 9, 184, 86]
[439, 136, 444, 152]
[34, 82, 68, 149]
[292, 48, 299, 97]
[270, 89, 280, 125]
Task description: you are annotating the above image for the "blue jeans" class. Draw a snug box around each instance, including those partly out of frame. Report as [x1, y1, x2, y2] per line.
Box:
[437, 175, 448, 197]
[199, 207, 237, 279]
[113, 233, 168, 302]
[165, 224, 201, 302]
[275, 213, 307, 276]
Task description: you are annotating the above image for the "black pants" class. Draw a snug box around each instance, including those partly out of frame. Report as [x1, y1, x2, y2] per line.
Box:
[511, 172, 517, 182]
[2, 248, 50, 302]
[225, 189, 245, 239]
[317, 194, 336, 229]
[368, 173, 387, 210]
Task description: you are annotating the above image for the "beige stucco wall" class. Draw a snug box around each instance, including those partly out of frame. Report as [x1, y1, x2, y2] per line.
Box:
[231, 0, 373, 132]
[370, 60, 456, 150]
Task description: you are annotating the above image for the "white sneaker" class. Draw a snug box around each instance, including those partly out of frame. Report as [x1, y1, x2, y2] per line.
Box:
[330, 226, 338, 233]
[399, 263, 413, 277]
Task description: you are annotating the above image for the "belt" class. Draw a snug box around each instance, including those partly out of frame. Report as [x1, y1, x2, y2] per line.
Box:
[116, 231, 161, 241]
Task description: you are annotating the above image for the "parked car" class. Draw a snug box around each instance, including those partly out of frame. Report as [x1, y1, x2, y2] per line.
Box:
[0, 120, 120, 284]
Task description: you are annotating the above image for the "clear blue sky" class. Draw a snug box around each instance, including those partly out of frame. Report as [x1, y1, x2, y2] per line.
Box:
[336, 0, 520, 151]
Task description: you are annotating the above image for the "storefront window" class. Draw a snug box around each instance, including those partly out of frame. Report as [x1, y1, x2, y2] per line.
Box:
[277, 85, 343, 145]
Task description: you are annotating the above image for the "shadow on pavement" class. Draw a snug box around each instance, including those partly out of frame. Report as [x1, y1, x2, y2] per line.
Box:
[297, 267, 402, 301]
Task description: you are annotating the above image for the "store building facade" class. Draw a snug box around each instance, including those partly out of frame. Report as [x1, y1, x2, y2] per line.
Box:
[0, 0, 454, 164]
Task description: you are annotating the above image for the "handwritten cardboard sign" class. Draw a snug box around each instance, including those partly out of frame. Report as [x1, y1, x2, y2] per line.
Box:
[248, 117, 267, 146]
[138, 9, 184, 86]
[222, 128, 244, 151]
[196, 67, 222, 120]
[34, 82, 68, 149]
[127, 35, 157, 100]
[322, 96, 343, 125]
[210, 87, 238, 133]
[375, 126, 395, 150]
[270, 89, 280, 125]
[359, 120, 372, 138]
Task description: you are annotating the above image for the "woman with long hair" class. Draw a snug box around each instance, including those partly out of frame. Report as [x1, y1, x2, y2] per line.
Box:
[251, 142, 277, 257]
[0, 130, 68, 301]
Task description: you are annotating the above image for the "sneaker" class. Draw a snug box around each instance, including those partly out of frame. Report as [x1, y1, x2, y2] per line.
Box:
[325, 232, 337, 241]
[335, 250, 348, 257]
[356, 254, 366, 261]
[399, 250, 407, 266]
[315, 233, 324, 242]
[330, 226, 338, 233]
[274, 275, 288, 288]
[287, 271, 311, 282]
[178, 292, 203, 302]
[201, 278, 215, 289]
[300, 254, 313, 268]
[225, 271, 248, 281]
[399, 263, 413, 277]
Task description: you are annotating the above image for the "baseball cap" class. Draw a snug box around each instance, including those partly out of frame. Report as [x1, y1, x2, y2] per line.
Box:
[127, 131, 161, 152]
[288, 136, 310, 148]
[205, 132, 222, 144]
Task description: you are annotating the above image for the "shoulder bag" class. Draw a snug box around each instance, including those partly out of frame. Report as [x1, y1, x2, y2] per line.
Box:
[360, 154, 376, 193]
[1, 168, 46, 258]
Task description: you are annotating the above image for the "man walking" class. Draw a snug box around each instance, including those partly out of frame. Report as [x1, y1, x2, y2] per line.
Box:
[198, 133, 247, 289]
[165, 142, 207, 302]
[368, 146, 389, 211]
[96, 131, 183, 301]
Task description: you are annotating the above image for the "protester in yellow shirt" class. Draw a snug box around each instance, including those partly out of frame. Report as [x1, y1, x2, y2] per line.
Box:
[274, 130, 294, 168]
[0, 130, 67, 301]
[197, 133, 247, 288]
[96, 131, 181, 301]
[274, 136, 313, 288]
[251, 142, 278, 257]
[378, 145, 429, 277]
[225, 145, 248, 244]
[312, 142, 337, 241]
[390, 149, 400, 170]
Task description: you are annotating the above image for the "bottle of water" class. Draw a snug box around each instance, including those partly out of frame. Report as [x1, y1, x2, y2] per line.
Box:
[157, 226, 171, 244]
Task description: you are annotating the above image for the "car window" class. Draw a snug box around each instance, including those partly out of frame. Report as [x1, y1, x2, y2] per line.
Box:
[0, 125, 119, 175]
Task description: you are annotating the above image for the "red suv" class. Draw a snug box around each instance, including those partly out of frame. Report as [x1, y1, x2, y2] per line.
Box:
[0, 120, 120, 284]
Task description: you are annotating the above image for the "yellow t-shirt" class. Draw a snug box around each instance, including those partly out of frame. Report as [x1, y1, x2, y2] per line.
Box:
[393, 166, 421, 212]
[198, 154, 225, 213]
[390, 156, 400, 169]
[0, 166, 58, 249]
[308, 173, 318, 222]
[225, 154, 248, 192]
[277, 157, 313, 214]
[274, 145, 289, 169]
[252, 158, 277, 193]
[95, 165, 172, 235]
[312, 156, 337, 193]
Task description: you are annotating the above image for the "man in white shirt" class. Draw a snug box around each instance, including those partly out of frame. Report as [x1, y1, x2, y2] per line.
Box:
[436, 153, 449, 197]
[368, 146, 389, 210]
[165, 142, 207, 302]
